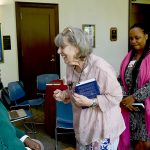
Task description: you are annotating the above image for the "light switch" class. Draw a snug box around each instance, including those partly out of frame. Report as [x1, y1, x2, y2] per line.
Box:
[110, 27, 117, 41]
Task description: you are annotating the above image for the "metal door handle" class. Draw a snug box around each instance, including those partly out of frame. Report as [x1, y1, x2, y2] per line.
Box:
[50, 58, 55, 61]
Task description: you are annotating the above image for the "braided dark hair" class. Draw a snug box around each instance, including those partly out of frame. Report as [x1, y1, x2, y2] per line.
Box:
[129, 23, 150, 94]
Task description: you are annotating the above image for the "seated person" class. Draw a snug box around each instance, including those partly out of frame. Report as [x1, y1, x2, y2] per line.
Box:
[0, 95, 44, 150]
[0, 79, 44, 149]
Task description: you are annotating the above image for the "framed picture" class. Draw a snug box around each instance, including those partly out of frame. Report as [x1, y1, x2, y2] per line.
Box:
[82, 24, 95, 48]
[0, 23, 3, 63]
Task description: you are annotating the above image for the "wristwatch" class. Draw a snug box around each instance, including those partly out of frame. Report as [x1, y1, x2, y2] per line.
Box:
[91, 98, 97, 108]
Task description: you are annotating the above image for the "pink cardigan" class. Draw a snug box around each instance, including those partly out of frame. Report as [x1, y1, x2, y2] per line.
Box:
[118, 51, 150, 150]
[66, 53, 125, 145]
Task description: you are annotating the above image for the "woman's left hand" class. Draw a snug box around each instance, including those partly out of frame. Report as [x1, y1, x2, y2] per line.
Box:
[72, 93, 93, 107]
[24, 137, 41, 150]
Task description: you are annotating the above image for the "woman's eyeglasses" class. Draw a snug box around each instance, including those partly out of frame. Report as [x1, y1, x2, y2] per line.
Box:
[62, 27, 74, 35]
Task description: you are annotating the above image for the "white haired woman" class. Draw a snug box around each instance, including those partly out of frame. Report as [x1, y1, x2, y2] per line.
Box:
[53, 26, 125, 150]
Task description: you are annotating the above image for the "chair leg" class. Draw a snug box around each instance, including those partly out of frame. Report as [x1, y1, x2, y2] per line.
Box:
[23, 117, 37, 136]
[55, 127, 58, 150]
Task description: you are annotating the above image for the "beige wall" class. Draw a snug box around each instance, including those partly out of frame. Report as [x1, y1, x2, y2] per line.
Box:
[0, 0, 128, 86]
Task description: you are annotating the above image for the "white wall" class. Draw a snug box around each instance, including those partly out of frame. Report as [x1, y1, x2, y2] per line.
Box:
[0, 0, 128, 86]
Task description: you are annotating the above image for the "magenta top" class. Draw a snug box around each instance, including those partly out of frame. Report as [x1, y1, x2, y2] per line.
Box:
[118, 50, 150, 150]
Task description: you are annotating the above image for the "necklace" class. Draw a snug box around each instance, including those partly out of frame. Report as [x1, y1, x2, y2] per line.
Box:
[68, 58, 88, 90]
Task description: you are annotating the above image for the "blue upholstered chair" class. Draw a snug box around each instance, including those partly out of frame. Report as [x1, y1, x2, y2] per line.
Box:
[8, 81, 44, 106]
[8, 81, 45, 126]
[37, 74, 59, 97]
[7, 81, 37, 134]
[55, 101, 74, 150]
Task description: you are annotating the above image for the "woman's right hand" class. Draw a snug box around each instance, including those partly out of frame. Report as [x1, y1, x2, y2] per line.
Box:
[121, 95, 138, 111]
[53, 89, 65, 101]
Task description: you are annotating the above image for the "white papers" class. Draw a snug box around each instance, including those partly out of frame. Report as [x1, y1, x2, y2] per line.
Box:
[9, 109, 27, 121]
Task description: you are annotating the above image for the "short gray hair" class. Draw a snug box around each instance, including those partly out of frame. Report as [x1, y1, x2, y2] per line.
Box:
[54, 26, 93, 60]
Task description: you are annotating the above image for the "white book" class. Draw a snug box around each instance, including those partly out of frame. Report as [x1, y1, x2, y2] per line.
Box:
[132, 103, 145, 110]
[9, 109, 27, 121]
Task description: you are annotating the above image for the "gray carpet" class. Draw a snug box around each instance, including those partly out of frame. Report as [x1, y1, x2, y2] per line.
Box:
[28, 124, 76, 150]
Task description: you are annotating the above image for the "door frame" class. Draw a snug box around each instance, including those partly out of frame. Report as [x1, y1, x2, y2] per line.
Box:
[15, 2, 60, 80]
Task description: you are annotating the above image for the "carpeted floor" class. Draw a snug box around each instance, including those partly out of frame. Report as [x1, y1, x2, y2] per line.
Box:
[14, 107, 76, 150]
[28, 124, 75, 150]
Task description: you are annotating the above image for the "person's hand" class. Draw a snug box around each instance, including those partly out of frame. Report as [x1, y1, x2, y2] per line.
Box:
[53, 89, 65, 101]
[72, 93, 93, 107]
[24, 137, 41, 150]
[121, 95, 138, 111]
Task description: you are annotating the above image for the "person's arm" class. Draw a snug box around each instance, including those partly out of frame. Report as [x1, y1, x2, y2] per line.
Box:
[72, 63, 123, 110]
[53, 89, 70, 103]
[24, 137, 41, 150]
[96, 67, 123, 112]
[132, 80, 150, 102]
[15, 127, 41, 150]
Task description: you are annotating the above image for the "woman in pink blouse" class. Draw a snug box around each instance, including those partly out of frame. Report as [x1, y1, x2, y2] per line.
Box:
[53, 26, 125, 150]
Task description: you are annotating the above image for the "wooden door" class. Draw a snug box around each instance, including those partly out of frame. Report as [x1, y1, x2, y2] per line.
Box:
[16, 2, 59, 98]
[129, 0, 150, 27]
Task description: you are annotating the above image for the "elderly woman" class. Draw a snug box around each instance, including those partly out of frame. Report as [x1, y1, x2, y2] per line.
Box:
[53, 27, 125, 150]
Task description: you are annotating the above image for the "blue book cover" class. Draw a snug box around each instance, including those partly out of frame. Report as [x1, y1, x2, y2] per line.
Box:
[74, 78, 100, 108]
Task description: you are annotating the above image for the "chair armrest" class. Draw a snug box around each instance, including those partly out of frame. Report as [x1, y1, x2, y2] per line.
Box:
[10, 104, 31, 111]
[37, 92, 46, 98]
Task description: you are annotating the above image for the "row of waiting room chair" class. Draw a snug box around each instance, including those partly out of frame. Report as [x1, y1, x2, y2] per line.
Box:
[1, 73, 74, 149]
[1, 74, 59, 133]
